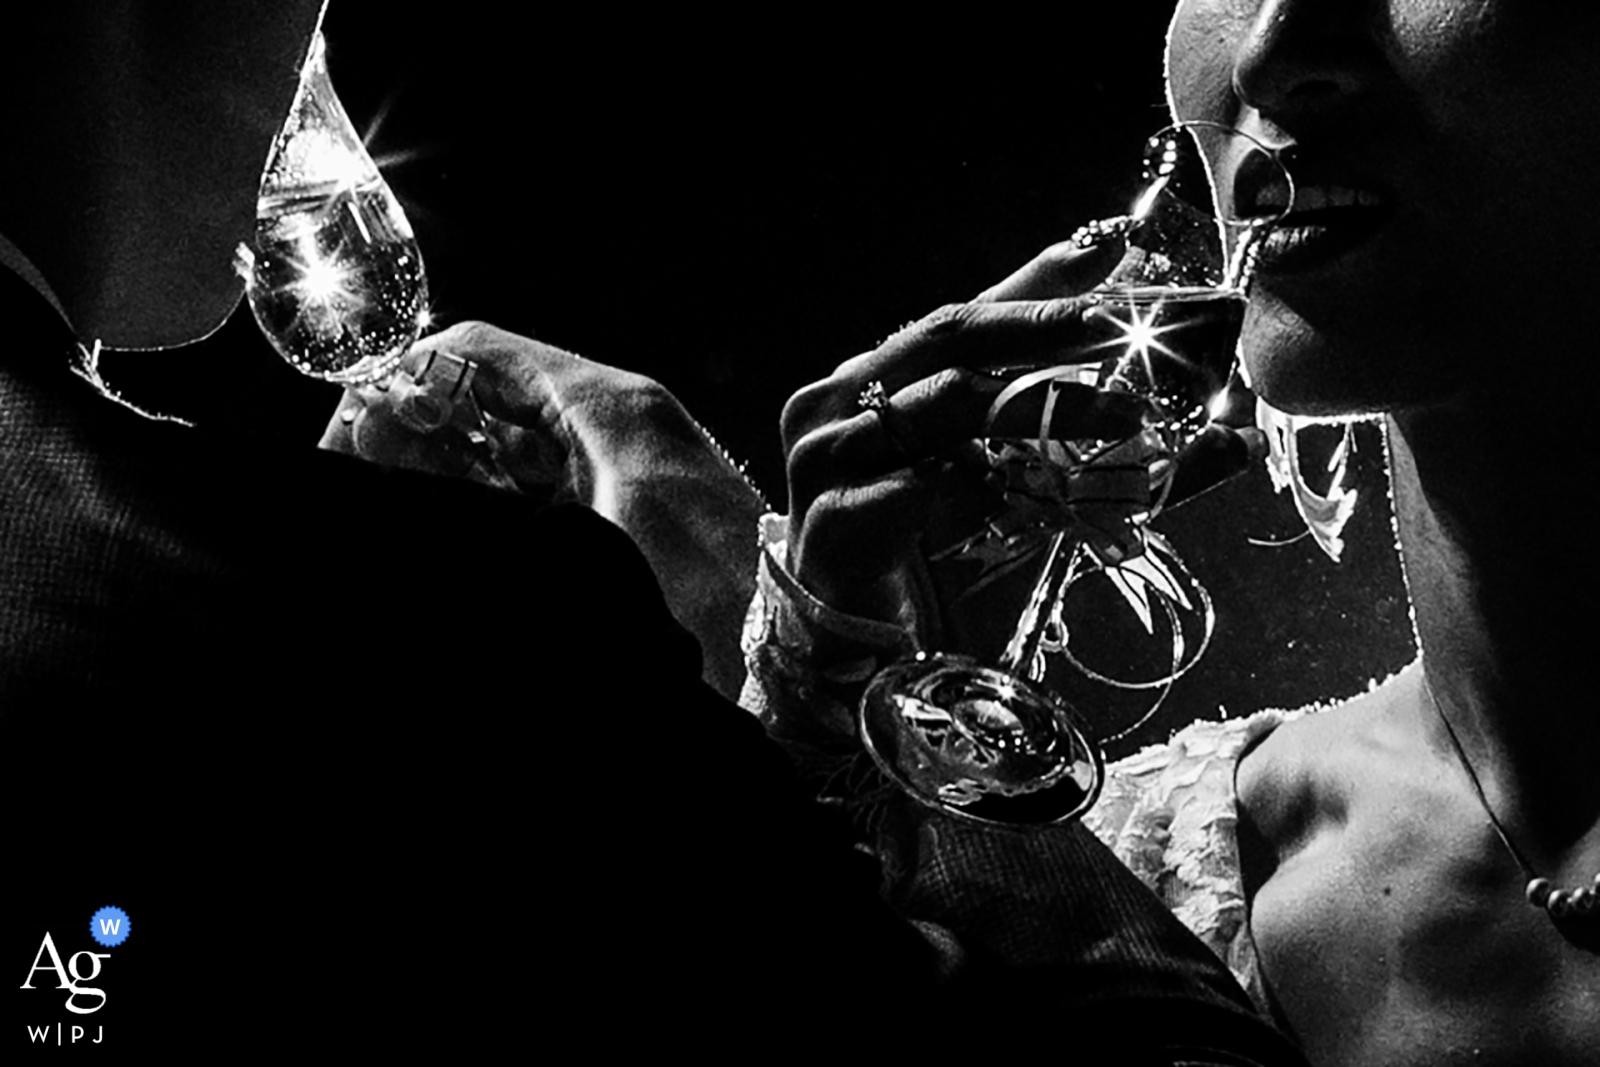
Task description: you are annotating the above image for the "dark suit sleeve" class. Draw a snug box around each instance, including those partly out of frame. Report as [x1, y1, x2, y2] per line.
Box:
[896, 815, 1309, 1064]
[740, 543, 1310, 1064]
[510, 507, 946, 1037]
[2, 455, 932, 1053]
[3, 413, 1299, 1062]
[397, 502, 1302, 1061]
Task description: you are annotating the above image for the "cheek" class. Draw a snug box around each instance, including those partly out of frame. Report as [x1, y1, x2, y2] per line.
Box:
[1384, 0, 1499, 81]
[1165, 0, 1245, 125]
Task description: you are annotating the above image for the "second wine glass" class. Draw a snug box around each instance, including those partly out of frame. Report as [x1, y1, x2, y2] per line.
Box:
[234, 32, 510, 481]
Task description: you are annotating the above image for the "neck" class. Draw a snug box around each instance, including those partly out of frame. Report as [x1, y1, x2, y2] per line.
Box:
[1388, 391, 1600, 856]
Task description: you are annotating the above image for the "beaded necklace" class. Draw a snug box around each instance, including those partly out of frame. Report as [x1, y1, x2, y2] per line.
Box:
[1423, 673, 1598, 923]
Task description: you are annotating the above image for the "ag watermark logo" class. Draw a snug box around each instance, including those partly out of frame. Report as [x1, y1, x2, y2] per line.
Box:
[19, 906, 129, 1045]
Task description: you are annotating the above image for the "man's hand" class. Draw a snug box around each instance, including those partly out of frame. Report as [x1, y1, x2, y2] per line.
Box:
[320, 321, 766, 701]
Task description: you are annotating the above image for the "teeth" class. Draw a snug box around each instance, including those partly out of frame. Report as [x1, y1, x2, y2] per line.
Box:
[1256, 181, 1292, 210]
[1281, 184, 1383, 213]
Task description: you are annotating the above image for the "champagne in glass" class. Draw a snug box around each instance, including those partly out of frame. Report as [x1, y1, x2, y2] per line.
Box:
[234, 33, 512, 487]
[234, 33, 428, 387]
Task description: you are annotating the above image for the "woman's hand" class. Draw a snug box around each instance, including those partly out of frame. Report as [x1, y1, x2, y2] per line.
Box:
[781, 237, 1261, 637]
[319, 321, 766, 701]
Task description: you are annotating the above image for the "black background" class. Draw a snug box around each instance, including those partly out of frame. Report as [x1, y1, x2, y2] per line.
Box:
[10, 5, 1417, 1058]
[100, 4, 1413, 754]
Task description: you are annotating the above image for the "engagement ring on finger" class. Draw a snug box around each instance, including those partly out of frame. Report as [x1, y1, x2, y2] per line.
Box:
[857, 379, 891, 412]
[858, 379, 915, 458]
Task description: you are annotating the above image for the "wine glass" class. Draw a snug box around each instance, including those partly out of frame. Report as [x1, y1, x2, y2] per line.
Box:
[233, 33, 507, 478]
[857, 123, 1292, 827]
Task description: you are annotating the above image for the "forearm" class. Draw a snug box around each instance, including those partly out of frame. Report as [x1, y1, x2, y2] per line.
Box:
[561, 382, 765, 701]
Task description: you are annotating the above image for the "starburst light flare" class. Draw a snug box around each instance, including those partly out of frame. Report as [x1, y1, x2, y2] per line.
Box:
[1097, 296, 1182, 378]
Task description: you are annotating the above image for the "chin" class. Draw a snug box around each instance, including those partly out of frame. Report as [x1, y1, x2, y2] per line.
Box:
[1239, 300, 1367, 417]
[95, 256, 248, 352]
[1245, 358, 1380, 419]
[1239, 291, 1466, 418]
[93, 198, 255, 352]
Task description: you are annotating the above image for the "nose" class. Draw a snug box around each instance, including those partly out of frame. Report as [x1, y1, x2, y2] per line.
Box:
[1232, 0, 1381, 122]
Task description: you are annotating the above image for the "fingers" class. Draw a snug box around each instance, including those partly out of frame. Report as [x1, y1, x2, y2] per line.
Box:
[779, 223, 1254, 630]
[320, 323, 572, 492]
[782, 239, 1138, 545]
[984, 378, 1153, 442]
[789, 297, 1103, 444]
[845, 299, 1100, 386]
[406, 321, 678, 464]
[791, 385, 1260, 524]
[788, 470, 936, 617]
[972, 233, 1126, 303]
[789, 371, 1154, 498]
[782, 231, 1132, 450]
[401, 320, 577, 425]
[788, 369, 999, 500]
[327, 388, 483, 480]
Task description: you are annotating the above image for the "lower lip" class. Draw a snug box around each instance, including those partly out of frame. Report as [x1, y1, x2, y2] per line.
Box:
[1251, 208, 1394, 277]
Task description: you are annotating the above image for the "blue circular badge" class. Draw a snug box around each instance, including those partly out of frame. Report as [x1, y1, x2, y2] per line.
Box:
[90, 906, 131, 948]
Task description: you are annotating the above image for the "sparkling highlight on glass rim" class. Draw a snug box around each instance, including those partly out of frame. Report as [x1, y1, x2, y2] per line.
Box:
[234, 32, 429, 386]
[1097, 298, 1181, 374]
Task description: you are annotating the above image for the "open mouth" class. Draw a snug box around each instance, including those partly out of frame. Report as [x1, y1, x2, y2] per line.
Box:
[1233, 151, 1396, 276]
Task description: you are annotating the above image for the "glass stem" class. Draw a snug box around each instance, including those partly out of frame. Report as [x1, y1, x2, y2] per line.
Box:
[999, 530, 1078, 678]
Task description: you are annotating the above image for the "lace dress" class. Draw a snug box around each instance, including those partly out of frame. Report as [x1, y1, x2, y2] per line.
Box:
[1082, 707, 1307, 1016]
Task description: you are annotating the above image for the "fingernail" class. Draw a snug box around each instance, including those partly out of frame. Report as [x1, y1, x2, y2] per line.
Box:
[1069, 216, 1133, 250]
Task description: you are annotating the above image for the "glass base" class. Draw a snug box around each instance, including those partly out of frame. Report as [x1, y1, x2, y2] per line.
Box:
[859, 653, 1104, 827]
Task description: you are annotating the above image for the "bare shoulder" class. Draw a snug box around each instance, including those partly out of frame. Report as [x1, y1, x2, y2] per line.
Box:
[1234, 667, 1417, 864]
